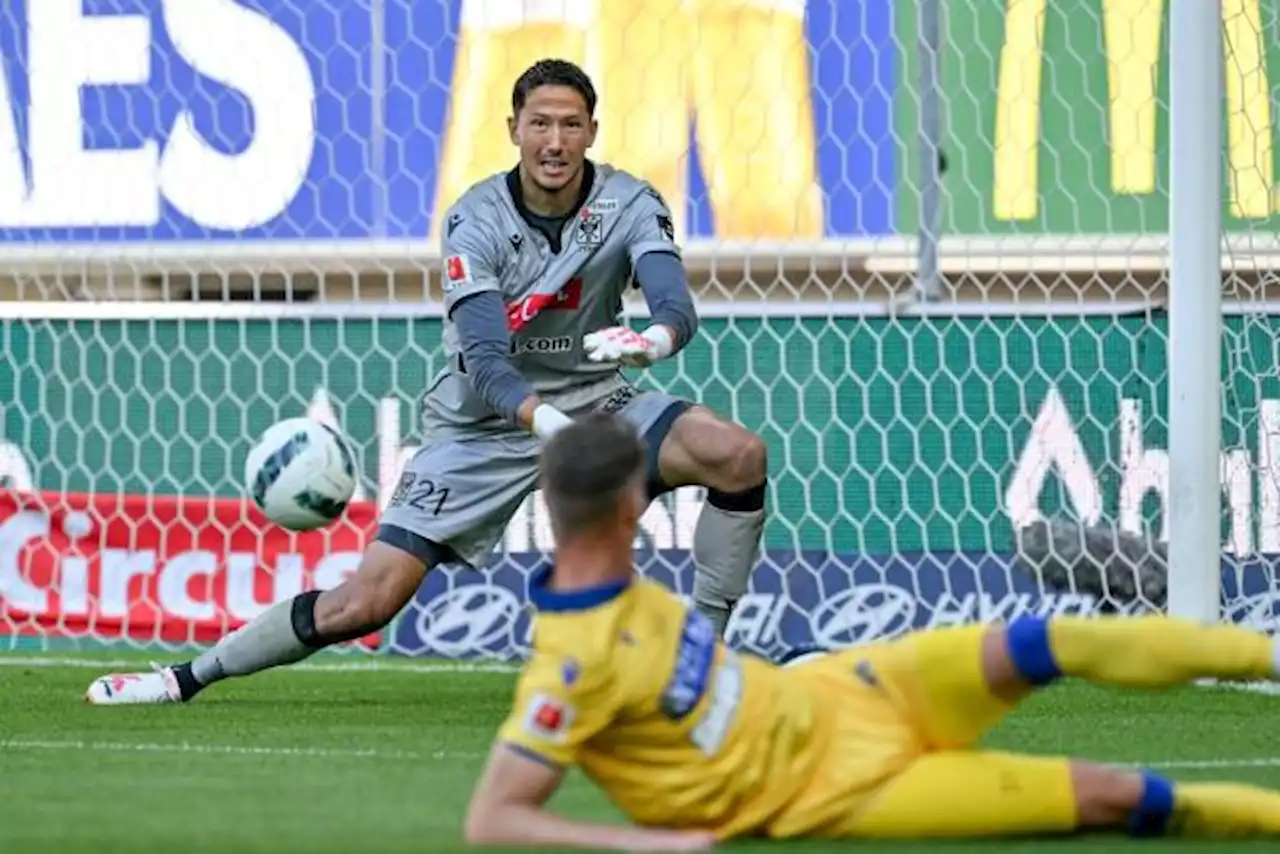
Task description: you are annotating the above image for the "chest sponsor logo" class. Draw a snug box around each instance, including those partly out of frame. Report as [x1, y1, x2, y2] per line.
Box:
[505, 278, 584, 332]
[511, 336, 573, 356]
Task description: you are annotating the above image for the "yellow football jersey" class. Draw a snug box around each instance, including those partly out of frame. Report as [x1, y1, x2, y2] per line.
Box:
[496, 567, 919, 838]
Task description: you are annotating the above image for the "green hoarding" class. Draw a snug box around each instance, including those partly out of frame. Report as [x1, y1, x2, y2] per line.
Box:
[896, 0, 1280, 234]
[2, 317, 1277, 557]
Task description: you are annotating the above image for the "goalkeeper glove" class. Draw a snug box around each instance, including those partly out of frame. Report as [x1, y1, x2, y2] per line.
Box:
[582, 326, 675, 368]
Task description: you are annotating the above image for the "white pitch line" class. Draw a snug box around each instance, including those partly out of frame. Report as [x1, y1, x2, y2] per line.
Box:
[0, 655, 520, 674]
[1141, 757, 1280, 770]
[2, 737, 1279, 775]
[1201, 679, 1280, 696]
[0, 738, 483, 762]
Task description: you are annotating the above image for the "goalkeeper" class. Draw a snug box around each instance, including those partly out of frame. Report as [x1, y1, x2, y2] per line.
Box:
[468, 413, 1280, 850]
[86, 58, 767, 705]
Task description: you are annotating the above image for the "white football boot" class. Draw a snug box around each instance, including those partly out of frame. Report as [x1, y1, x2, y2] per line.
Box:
[85, 663, 183, 705]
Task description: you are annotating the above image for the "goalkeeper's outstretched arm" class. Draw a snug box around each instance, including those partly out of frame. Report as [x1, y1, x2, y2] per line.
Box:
[583, 252, 698, 367]
[633, 250, 699, 357]
[443, 208, 573, 440]
[451, 292, 571, 439]
[464, 744, 714, 851]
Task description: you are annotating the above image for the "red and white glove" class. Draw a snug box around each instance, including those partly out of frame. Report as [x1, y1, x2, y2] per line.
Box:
[583, 326, 675, 367]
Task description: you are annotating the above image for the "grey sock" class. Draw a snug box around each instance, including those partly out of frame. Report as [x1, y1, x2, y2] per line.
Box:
[692, 502, 765, 640]
[190, 598, 319, 685]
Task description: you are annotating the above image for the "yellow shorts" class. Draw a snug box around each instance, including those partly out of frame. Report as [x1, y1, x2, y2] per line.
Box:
[768, 625, 1079, 839]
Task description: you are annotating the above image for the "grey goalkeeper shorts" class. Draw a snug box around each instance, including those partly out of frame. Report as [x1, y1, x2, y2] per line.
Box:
[377, 386, 690, 569]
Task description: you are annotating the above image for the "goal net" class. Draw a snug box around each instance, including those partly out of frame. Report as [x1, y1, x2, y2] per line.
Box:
[0, 0, 1275, 661]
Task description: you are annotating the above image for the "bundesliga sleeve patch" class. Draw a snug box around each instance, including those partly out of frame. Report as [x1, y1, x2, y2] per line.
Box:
[523, 693, 575, 743]
[443, 254, 471, 292]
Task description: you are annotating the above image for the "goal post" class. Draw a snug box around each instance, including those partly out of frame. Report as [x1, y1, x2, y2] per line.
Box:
[3, 0, 1280, 661]
[1167, 0, 1225, 624]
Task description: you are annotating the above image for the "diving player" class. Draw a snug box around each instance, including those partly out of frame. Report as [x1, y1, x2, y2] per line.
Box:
[466, 411, 1280, 849]
[85, 59, 767, 705]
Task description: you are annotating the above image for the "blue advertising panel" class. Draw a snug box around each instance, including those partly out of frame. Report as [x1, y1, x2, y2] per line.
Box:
[392, 550, 1280, 661]
[0, 0, 894, 243]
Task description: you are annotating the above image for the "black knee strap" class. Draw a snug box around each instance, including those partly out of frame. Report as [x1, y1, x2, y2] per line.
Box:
[291, 590, 325, 649]
[707, 480, 767, 512]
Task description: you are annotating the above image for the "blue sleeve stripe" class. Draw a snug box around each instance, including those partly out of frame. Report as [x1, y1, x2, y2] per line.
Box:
[1005, 616, 1063, 686]
[499, 741, 566, 770]
[1127, 772, 1175, 837]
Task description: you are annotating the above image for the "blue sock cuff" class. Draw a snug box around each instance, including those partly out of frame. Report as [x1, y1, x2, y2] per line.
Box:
[1128, 772, 1175, 837]
[1005, 616, 1063, 686]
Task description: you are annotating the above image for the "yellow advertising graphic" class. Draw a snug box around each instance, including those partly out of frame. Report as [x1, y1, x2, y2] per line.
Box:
[431, 0, 824, 241]
[994, 0, 1277, 221]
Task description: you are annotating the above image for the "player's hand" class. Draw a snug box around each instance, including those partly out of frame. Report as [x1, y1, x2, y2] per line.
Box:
[616, 827, 717, 851]
[583, 326, 672, 368]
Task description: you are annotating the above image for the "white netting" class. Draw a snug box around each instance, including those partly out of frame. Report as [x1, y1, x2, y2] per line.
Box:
[0, 0, 1266, 659]
[1220, 0, 1280, 627]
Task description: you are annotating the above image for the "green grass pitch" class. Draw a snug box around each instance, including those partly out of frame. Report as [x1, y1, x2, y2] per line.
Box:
[3, 652, 1280, 853]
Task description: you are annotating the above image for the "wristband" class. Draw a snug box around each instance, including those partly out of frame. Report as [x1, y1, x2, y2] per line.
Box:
[531, 404, 573, 440]
[640, 326, 676, 361]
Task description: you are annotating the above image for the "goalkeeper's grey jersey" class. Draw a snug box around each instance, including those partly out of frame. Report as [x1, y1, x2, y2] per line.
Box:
[425, 162, 680, 430]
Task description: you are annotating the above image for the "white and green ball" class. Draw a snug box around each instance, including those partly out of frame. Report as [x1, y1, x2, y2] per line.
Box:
[244, 417, 357, 531]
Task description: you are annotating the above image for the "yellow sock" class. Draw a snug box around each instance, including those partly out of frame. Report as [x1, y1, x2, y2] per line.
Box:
[1006, 615, 1274, 687]
[1050, 616, 1273, 687]
[1172, 783, 1280, 837]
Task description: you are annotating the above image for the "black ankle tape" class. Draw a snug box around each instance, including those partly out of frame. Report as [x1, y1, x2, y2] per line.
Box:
[707, 480, 767, 513]
[171, 662, 204, 701]
[291, 590, 325, 649]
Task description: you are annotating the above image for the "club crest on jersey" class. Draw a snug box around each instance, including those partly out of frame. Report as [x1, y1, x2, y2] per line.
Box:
[443, 255, 471, 293]
[575, 211, 603, 248]
[523, 693, 575, 742]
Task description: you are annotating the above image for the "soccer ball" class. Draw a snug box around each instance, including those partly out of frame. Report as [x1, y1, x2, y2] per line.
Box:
[244, 417, 357, 531]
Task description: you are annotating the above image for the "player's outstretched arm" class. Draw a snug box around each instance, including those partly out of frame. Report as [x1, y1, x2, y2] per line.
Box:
[583, 252, 698, 368]
[464, 744, 716, 852]
[443, 208, 573, 440]
[452, 292, 571, 439]
[584, 187, 697, 368]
